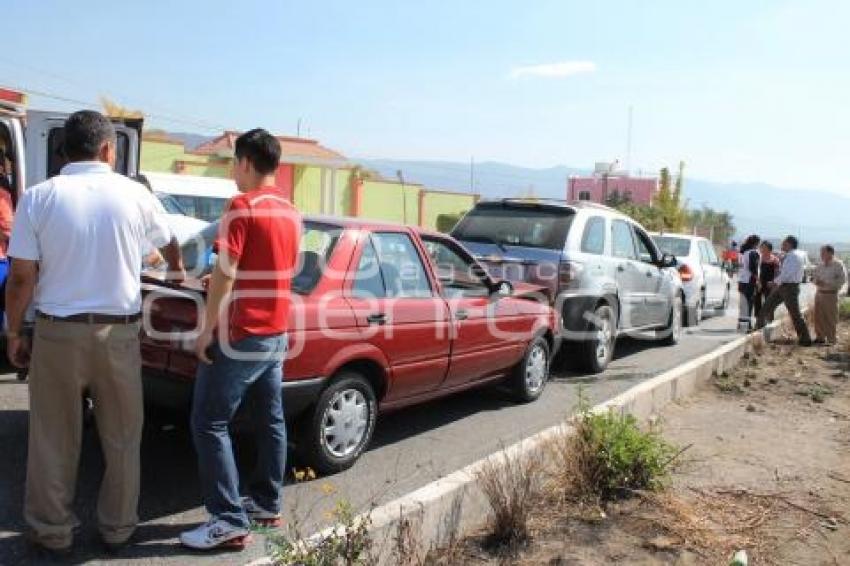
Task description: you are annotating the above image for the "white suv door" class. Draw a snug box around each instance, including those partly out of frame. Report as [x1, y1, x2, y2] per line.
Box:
[24, 110, 142, 188]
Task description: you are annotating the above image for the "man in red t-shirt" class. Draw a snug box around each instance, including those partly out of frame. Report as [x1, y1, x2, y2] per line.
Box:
[181, 129, 302, 551]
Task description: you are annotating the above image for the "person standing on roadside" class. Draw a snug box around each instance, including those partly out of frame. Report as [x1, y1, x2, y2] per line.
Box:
[736, 234, 761, 332]
[812, 245, 847, 345]
[756, 235, 813, 346]
[753, 240, 780, 320]
[180, 129, 301, 551]
[6, 110, 184, 557]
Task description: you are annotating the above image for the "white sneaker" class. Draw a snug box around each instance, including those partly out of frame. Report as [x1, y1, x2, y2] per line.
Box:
[179, 518, 251, 550]
[242, 496, 282, 527]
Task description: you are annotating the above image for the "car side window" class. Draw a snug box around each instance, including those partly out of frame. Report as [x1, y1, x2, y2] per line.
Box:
[632, 226, 658, 264]
[706, 243, 719, 265]
[423, 237, 490, 298]
[371, 232, 433, 298]
[697, 241, 711, 263]
[580, 216, 606, 255]
[352, 236, 386, 298]
[611, 220, 637, 259]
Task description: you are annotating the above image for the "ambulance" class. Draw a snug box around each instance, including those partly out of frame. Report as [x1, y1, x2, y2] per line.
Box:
[0, 87, 143, 197]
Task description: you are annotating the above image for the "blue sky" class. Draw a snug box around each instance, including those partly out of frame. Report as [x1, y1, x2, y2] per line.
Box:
[3, 0, 849, 194]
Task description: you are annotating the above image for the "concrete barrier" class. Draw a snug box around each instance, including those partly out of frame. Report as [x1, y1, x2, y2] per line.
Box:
[249, 310, 801, 565]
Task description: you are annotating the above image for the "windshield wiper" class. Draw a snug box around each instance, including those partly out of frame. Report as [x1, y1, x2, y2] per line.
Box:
[462, 235, 507, 253]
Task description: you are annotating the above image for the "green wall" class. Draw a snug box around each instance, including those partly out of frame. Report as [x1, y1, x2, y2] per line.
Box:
[335, 169, 354, 216]
[294, 167, 354, 216]
[178, 162, 231, 178]
[421, 192, 475, 230]
[141, 139, 227, 177]
[141, 140, 198, 172]
[361, 180, 420, 224]
[294, 165, 322, 213]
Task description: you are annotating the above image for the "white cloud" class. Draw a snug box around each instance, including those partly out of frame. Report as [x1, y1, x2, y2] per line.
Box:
[509, 61, 597, 80]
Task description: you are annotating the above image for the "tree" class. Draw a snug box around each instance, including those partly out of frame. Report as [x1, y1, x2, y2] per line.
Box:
[654, 164, 687, 231]
[687, 206, 735, 245]
[604, 190, 633, 208]
[100, 96, 144, 119]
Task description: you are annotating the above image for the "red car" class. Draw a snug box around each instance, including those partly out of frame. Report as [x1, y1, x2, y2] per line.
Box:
[141, 217, 557, 474]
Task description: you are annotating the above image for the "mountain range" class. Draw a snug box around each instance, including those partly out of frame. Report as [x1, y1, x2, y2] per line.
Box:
[165, 132, 849, 244]
[359, 158, 850, 244]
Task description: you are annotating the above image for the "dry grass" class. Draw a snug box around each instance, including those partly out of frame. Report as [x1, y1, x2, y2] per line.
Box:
[475, 447, 542, 551]
[622, 488, 785, 564]
[751, 333, 766, 356]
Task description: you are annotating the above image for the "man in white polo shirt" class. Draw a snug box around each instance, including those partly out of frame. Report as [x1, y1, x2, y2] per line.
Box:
[756, 235, 812, 346]
[5, 110, 184, 556]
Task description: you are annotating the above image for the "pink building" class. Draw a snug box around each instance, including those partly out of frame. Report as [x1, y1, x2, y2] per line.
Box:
[567, 163, 658, 205]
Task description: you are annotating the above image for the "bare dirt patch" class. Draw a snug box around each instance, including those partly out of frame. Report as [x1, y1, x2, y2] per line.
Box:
[426, 320, 850, 565]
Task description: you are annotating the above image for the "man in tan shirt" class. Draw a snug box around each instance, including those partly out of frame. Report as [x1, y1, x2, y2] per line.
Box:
[813, 244, 847, 344]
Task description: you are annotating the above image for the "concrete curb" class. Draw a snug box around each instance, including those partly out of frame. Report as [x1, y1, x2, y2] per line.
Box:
[250, 309, 800, 565]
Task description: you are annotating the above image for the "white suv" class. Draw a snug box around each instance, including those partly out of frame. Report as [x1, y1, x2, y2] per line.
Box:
[651, 233, 730, 326]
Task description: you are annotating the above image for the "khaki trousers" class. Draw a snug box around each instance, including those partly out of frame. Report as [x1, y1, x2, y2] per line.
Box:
[814, 291, 839, 343]
[24, 319, 143, 550]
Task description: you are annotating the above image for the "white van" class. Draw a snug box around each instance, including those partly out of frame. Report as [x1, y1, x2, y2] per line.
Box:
[142, 171, 238, 223]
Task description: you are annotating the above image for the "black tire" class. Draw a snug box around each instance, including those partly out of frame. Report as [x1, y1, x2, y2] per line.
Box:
[578, 304, 617, 373]
[296, 371, 377, 476]
[510, 335, 550, 403]
[687, 292, 704, 327]
[660, 294, 684, 346]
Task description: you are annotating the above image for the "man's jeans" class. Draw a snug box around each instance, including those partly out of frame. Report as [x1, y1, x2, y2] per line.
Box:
[191, 334, 287, 529]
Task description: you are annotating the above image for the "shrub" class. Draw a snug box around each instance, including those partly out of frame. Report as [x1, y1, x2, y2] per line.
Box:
[476, 447, 541, 550]
[268, 500, 373, 566]
[839, 299, 850, 321]
[551, 392, 677, 502]
[435, 213, 463, 233]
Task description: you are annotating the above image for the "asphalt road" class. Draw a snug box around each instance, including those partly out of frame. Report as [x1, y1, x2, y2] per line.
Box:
[0, 287, 814, 565]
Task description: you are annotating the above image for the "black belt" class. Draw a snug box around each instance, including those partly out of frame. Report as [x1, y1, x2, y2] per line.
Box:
[36, 311, 142, 324]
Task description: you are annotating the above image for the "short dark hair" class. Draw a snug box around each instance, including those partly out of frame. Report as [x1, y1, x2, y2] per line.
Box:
[784, 235, 799, 249]
[234, 128, 280, 175]
[822, 244, 835, 255]
[761, 240, 773, 251]
[741, 234, 761, 253]
[63, 110, 115, 161]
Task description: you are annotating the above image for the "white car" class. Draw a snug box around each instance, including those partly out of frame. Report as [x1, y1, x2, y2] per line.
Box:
[651, 233, 731, 326]
[143, 171, 238, 223]
[156, 193, 209, 244]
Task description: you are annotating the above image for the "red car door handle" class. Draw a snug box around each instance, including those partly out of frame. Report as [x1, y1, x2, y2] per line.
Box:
[366, 313, 386, 325]
[455, 310, 469, 320]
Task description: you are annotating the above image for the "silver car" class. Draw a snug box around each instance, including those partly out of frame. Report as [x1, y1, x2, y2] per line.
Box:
[452, 199, 685, 373]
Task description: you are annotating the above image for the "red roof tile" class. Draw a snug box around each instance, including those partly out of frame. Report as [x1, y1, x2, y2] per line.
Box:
[194, 131, 346, 163]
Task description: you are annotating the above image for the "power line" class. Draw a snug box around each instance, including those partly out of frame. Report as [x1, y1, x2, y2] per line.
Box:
[12, 85, 227, 132]
[0, 57, 229, 132]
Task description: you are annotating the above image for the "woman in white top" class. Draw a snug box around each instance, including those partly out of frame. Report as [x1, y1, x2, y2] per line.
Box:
[737, 234, 761, 332]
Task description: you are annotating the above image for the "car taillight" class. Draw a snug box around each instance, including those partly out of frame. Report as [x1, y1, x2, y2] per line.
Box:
[559, 261, 582, 288]
[678, 264, 694, 282]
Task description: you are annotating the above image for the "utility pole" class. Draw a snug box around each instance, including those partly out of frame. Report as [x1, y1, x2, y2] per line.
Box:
[397, 170, 408, 225]
[625, 105, 633, 174]
[296, 117, 302, 137]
